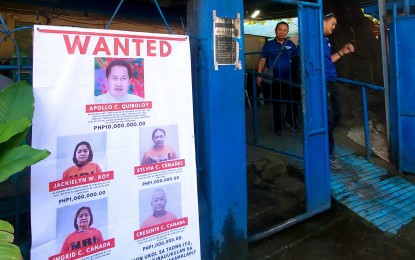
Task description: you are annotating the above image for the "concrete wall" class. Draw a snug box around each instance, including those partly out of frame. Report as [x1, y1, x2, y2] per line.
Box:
[244, 34, 265, 70]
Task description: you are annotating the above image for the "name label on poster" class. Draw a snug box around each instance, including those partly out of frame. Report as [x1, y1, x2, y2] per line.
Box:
[86, 102, 152, 113]
[134, 217, 188, 240]
[135, 159, 186, 174]
[49, 171, 114, 192]
[48, 238, 115, 260]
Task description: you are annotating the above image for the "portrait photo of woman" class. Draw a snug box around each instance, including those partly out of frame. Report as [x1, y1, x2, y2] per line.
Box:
[60, 206, 104, 253]
[141, 128, 178, 165]
[62, 141, 102, 179]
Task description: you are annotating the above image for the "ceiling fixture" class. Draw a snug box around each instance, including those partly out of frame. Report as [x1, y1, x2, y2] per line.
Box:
[251, 10, 260, 18]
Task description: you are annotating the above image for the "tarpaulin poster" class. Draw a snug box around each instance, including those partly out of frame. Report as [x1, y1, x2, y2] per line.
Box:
[31, 25, 200, 260]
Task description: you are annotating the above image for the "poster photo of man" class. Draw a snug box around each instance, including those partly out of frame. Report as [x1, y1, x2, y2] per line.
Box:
[139, 182, 182, 229]
[94, 57, 145, 104]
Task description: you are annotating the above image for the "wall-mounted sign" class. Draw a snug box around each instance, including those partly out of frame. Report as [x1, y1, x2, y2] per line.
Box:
[213, 11, 242, 70]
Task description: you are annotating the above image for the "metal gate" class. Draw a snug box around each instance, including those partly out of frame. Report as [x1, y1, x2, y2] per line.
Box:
[298, 1, 331, 211]
[248, 1, 332, 242]
[390, 13, 415, 174]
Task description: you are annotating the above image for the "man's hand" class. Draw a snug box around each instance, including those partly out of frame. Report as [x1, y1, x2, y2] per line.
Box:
[339, 43, 355, 56]
[256, 75, 262, 87]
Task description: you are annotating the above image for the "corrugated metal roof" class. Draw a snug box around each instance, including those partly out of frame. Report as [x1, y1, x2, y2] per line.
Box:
[244, 18, 298, 38]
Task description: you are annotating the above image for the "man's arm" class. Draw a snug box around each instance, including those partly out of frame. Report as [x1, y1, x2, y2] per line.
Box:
[256, 57, 267, 87]
[331, 43, 355, 63]
[288, 34, 299, 46]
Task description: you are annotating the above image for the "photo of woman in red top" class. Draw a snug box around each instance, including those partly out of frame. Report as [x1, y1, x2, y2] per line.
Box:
[141, 128, 178, 165]
[62, 141, 102, 179]
[60, 206, 104, 253]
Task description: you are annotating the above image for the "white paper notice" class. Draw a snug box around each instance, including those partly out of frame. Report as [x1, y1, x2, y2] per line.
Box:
[31, 25, 200, 260]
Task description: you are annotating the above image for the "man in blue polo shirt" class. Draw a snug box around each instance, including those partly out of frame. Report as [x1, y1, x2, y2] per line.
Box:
[256, 21, 299, 135]
[323, 12, 355, 169]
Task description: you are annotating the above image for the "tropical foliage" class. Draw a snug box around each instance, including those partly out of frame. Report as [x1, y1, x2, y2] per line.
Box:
[0, 81, 50, 259]
[0, 81, 50, 182]
[0, 220, 22, 260]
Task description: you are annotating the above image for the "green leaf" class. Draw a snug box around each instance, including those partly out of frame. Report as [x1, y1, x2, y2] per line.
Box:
[0, 145, 50, 182]
[0, 220, 14, 234]
[0, 231, 14, 243]
[0, 241, 22, 260]
[0, 118, 32, 144]
[0, 81, 34, 125]
[0, 222, 22, 260]
[0, 128, 29, 152]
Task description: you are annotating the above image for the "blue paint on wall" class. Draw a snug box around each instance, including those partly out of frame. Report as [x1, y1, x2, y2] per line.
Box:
[188, 0, 247, 258]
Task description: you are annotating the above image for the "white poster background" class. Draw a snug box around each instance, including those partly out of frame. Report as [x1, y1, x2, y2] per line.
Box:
[31, 25, 200, 260]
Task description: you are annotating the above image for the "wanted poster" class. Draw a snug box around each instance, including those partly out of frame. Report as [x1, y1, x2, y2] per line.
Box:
[31, 25, 200, 260]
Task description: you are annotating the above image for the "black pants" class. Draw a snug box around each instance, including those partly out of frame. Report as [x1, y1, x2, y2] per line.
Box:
[327, 81, 341, 155]
[268, 81, 301, 131]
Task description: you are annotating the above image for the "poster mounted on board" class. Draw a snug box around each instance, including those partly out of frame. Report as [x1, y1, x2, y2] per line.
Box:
[31, 25, 200, 260]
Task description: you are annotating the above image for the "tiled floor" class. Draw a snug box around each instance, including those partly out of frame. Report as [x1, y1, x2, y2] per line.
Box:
[330, 145, 415, 234]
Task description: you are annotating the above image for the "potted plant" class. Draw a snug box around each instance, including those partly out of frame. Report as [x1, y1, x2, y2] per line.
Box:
[0, 81, 50, 259]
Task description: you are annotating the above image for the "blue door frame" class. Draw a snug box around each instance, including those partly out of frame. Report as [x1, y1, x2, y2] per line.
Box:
[389, 6, 415, 174]
[188, 0, 247, 258]
[298, 1, 331, 212]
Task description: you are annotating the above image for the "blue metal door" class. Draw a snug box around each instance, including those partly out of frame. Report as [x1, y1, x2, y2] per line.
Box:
[298, 2, 331, 211]
[391, 15, 415, 174]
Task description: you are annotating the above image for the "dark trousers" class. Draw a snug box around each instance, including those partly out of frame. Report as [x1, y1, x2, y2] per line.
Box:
[268, 81, 301, 131]
[327, 81, 341, 155]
